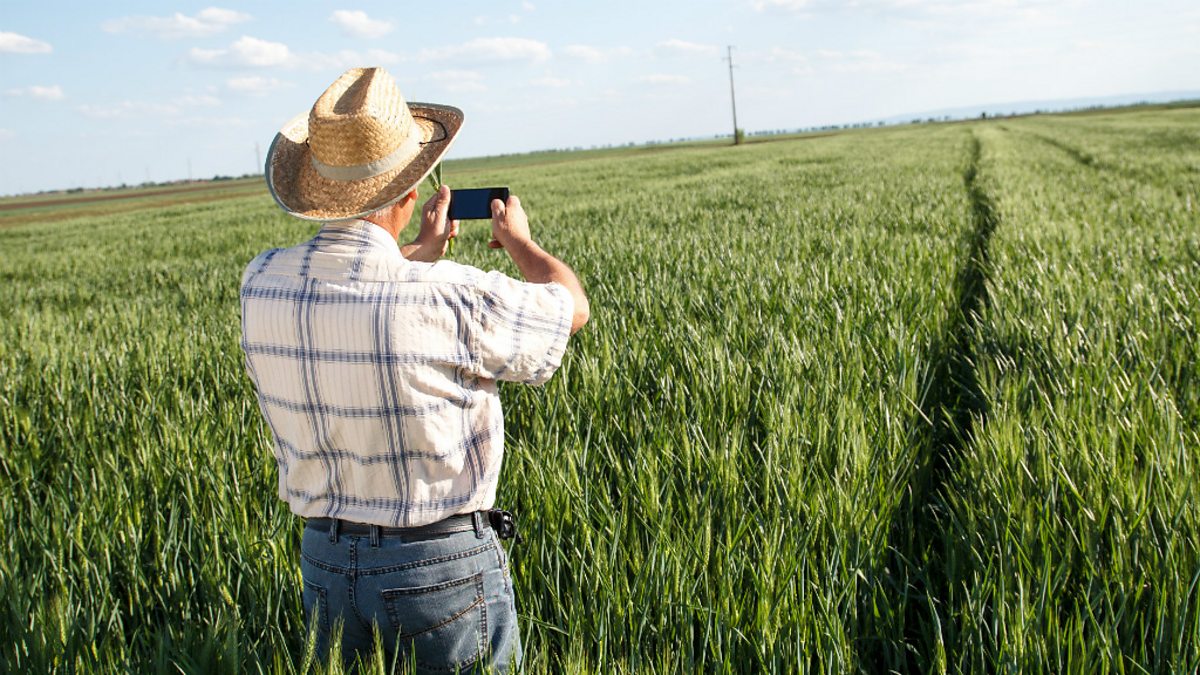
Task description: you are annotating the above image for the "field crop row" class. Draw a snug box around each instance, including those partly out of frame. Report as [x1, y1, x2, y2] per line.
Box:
[929, 121, 1200, 672]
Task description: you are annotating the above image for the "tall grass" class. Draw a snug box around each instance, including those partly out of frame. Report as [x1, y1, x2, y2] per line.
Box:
[0, 109, 1196, 672]
[931, 121, 1200, 673]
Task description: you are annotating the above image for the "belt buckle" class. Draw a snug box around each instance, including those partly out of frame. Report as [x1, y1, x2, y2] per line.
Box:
[487, 509, 519, 541]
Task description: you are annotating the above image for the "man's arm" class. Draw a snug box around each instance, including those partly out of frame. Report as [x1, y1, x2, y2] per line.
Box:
[490, 196, 590, 335]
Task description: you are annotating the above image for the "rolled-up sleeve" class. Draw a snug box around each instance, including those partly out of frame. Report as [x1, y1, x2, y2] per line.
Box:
[471, 270, 573, 385]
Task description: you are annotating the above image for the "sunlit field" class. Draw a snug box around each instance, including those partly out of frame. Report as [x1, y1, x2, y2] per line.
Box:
[1, 106, 1197, 673]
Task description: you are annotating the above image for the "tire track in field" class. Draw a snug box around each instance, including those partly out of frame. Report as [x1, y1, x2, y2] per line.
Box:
[1010, 126, 1167, 187]
[1018, 129, 1102, 169]
[862, 131, 996, 669]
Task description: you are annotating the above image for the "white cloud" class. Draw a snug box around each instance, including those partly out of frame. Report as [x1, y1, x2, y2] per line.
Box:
[753, 0, 812, 11]
[101, 7, 250, 39]
[78, 101, 181, 119]
[0, 128, 13, 141]
[363, 48, 404, 64]
[6, 85, 65, 101]
[471, 13, 524, 26]
[930, 41, 1048, 70]
[173, 94, 221, 107]
[425, 70, 488, 93]
[226, 75, 291, 95]
[895, 0, 1069, 21]
[844, 61, 905, 74]
[0, 31, 52, 54]
[657, 39, 719, 56]
[329, 10, 393, 39]
[637, 74, 691, 85]
[420, 37, 550, 64]
[197, 8, 249, 24]
[76, 93, 219, 120]
[189, 36, 291, 68]
[522, 1, 536, 10]
[563, 45, 605, 63]
[529, 76, 571, 88]
[816, 49, 907, 73]
[766, 47, 808, 62]
[168, 116, 249, 128]
[765, 47, 813, 74]
[753, 0, 1068, 21]
[201, 45, 404, 72]
[294, 48, 404, 71]
[563, 44, 633, 64]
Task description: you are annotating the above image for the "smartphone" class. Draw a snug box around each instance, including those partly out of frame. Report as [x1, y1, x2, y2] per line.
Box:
[448, 187, 510, 220]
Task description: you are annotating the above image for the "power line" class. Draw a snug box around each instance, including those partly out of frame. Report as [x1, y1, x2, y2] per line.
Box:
[724, 45, 741, 145]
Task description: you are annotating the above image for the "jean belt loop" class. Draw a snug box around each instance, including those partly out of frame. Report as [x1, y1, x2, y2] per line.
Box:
[369, 524, 381, 547]
[472, 511, 486, 539]
[328, 518, 340, 544]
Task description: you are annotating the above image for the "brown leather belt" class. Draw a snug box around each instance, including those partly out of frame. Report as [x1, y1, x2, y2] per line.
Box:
[305, 513, 477, 538]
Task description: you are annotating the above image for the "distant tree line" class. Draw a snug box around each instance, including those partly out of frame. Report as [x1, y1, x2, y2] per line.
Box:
[27, 172, 262, 198]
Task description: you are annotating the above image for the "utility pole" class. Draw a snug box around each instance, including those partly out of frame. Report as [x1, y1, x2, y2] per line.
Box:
[255, 142, 261, 174]
[724, 45, 740, 145]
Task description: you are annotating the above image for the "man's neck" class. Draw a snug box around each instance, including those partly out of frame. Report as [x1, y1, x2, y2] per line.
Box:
[361, 214, 402, 242]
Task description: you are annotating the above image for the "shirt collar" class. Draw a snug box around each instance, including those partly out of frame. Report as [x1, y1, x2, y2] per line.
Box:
[317, 219, 402, 256]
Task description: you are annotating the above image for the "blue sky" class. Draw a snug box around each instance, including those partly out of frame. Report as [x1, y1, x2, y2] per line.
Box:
[2, 0, 1198, 195]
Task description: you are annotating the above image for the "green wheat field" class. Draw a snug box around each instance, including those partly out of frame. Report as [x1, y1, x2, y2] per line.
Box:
[1, 106, 1198, 673]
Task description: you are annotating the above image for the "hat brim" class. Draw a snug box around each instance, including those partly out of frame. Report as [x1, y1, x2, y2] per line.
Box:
[266, 102, 463, 221]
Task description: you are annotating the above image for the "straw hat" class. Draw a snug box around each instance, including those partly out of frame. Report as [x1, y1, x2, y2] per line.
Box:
[266, 67, 463, 221]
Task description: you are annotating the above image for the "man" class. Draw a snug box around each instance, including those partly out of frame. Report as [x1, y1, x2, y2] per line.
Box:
[240, 67, 589, 672]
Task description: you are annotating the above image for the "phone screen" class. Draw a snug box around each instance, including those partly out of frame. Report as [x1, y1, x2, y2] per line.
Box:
[448, 187, 510, 220]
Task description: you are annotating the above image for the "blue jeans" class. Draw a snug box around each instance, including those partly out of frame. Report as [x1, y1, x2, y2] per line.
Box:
[300, 516, 522, 673]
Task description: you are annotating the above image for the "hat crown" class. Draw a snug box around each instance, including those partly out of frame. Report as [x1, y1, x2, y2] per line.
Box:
[307, 67, 415, 168]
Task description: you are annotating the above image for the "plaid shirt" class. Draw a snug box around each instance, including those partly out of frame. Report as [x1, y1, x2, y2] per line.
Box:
[240, 220, 573, 527]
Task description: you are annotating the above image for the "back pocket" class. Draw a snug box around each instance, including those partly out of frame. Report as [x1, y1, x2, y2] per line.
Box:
[302, 579, 329, 636]
[381, 572, 486, 672]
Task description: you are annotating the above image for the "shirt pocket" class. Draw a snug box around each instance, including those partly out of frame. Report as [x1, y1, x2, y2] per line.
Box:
[381, 572, 486, 672]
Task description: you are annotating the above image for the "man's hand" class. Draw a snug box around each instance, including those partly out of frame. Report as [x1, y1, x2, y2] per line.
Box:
[402, 185, 459, 262]
[488, 196, 532, 249]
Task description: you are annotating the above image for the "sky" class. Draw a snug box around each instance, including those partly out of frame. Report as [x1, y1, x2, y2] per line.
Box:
[1, 0, 1198, 195]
